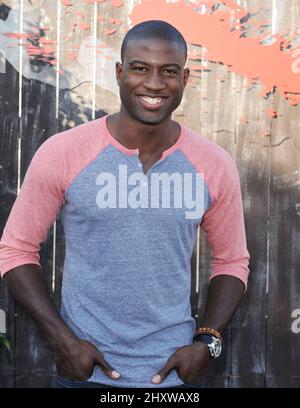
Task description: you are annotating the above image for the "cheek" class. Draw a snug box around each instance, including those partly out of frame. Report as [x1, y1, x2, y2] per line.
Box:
[169, 81, 184, 92]
[122, 75, 141, 87]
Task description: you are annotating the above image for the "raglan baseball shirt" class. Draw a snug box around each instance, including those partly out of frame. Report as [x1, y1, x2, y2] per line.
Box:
[0, 114, 250, 388]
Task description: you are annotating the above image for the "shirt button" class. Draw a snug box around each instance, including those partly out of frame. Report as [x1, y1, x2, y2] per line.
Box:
[138, 163, 142, 168]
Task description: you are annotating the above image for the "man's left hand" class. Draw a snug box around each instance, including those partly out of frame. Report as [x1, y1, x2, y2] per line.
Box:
[151, 342, 211, 385]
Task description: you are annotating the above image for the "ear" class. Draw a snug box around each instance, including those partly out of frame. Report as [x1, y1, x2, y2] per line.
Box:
[116, 61, 123, 86]
[183, 67, 190, 88]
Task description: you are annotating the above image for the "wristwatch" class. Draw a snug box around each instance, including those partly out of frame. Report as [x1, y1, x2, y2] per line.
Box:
[193, 333, 222, 358]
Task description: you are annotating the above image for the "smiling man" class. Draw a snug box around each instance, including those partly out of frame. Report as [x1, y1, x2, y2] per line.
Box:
[0, 20, 250, 388]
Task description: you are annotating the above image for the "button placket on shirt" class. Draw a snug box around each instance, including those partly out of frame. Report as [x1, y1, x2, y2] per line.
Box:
[132, 155, 166, 211]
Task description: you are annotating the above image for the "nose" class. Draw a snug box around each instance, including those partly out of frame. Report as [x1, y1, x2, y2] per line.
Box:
[143, 70, 166, 91]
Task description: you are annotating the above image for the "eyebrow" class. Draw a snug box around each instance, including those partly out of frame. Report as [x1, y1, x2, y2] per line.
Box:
[128, 60, 182, 70]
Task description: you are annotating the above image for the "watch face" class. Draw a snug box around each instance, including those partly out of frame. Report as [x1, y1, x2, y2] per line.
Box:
[208, 337, 222, 358]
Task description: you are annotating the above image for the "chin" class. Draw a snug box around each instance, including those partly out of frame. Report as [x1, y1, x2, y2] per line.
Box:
[134, 112, 170, 126]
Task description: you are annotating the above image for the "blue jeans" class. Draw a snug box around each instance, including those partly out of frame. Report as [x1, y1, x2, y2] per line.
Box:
[52, 375, 199, 388]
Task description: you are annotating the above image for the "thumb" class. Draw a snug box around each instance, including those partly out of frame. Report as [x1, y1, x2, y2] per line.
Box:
[95, 352, 121, 380]
[152, 357, 177, 384]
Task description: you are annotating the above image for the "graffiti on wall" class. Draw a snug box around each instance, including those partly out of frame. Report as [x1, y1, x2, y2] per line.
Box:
[0, 0, 300, 107]
[130, 0, 300, 106]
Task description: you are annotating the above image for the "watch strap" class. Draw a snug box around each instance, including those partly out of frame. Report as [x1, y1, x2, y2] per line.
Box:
[193, 326, 222, 341]
[193, 333, 214, 345]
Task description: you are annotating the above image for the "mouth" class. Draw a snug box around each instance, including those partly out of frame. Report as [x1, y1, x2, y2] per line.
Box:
[137, 95, 168, 111]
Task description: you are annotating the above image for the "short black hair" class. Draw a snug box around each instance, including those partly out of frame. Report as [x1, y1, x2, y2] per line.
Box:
[120, 20, 187, 63]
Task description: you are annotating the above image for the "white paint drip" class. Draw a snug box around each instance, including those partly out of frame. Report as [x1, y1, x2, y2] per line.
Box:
[52, 0, 61, 294]
[17, 137, 21, 195]
[18, 0, 23, 119]
[55, 0, 61, 120]
[0, 50, 6, 73]
[272, 0, 278, 36]
[0, 309, 6, 334]
[266, 138, 271, 295]
[52, 221, 56, 293]
[195, 224, 200, 294]
[17, 0, 24, 196]
[78, 36, 119, 96]
[92, 1, 97, 119]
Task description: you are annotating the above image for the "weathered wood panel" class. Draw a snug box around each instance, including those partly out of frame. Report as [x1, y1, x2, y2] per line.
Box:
[193, 43, 238, 389]
[266, 1, 300, 387]
[0, 0, 20, 387]
[230, 76, 271, 388]
[229, 0, 273, 387]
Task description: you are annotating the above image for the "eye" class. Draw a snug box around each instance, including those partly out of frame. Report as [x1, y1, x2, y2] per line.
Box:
[133, 66, 147, 72]
[164, 69, 178, 75]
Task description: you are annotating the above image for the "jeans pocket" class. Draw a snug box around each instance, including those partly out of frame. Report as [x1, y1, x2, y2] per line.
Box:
[54, 375, 89, 388]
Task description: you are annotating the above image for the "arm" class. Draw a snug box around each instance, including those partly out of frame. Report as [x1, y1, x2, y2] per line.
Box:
[152, 276, 245, 386]
[152, 154, 250, 385]
[4, 264, 77, 351]
[198, 274, 245, 335]
[0, 137, 120, 381]
[4, 264, 120, 381]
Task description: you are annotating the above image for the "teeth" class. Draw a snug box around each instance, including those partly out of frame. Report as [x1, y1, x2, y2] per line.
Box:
[140, 96, 162, 105]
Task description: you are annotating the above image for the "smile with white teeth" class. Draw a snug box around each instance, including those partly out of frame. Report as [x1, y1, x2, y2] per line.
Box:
[139, 96, 163, 105]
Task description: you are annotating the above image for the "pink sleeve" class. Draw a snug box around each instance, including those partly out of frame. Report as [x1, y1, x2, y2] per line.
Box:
[201, 155, 250, 291]
[0, 137, 65, 278]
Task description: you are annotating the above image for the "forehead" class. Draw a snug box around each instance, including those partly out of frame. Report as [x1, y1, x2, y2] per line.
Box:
[124, 39, 186, 66]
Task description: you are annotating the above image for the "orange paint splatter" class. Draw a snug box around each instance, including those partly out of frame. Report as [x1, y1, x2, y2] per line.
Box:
[130, 0, 300, 105]
[267, 108, 277, 118]
[61, 0, 72, 6]
[76, 10, 85, 19]
[68, 51, 77, 60]
[3, 32, 30, 39]
[190, 64, 208, 70]
[86, 0, 106, 3]
[111, 0, 123, 7]
[79, 22, 91, 30]
[42, 46, 55, 54]
[104, 28, 117, 35]
[26, 46, 42, 56]
[109, 18, 122, 25]
[190, 72, 202, 78]
[39, 38, 56, 45]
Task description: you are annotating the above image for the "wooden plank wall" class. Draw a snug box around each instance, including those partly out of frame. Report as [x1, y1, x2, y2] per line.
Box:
[0, 0, 299, 388]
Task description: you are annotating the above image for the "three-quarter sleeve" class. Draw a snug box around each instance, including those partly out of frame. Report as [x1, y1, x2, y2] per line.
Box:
[200, 155, 250, 291]
[0, 136, 65, 278]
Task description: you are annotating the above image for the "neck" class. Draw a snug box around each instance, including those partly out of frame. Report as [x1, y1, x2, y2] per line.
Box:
[107, 109, 179, 155]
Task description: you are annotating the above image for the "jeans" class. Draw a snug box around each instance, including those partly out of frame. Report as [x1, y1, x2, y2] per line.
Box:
[52, 375, 199, 388]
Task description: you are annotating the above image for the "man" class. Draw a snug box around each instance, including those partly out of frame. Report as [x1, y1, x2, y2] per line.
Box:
[0, 20, 250, 388]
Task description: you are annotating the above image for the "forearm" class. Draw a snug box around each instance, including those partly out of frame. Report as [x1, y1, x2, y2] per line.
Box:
[3, 264, 78, 351]
[199, 275, 245, 335]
